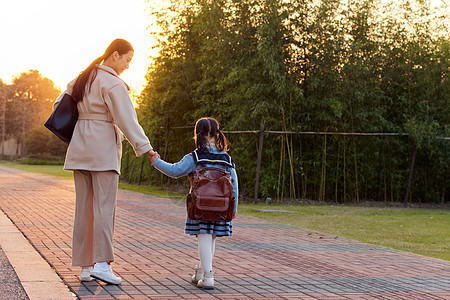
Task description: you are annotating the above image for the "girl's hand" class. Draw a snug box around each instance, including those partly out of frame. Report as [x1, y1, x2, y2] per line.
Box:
[146, 150, 160, 164]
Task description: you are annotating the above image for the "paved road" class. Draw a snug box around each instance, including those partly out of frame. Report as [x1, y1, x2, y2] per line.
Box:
[0, 165, 449, 299]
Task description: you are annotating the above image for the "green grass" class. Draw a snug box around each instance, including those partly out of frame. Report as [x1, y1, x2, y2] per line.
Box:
[2, 162, 449, 261]
[117, 182, 185, 200]
[238, 203, 450, 261]
[1, 162, 73, 178]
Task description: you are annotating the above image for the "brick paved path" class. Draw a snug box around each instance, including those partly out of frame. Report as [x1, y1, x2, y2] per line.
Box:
[0, 165, 449, 299]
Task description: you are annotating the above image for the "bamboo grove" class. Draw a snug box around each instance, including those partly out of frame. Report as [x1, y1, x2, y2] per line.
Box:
[122, 0, 449, 204]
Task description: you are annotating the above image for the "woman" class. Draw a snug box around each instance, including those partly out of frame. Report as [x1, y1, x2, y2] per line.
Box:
[53, 39, 156, 285]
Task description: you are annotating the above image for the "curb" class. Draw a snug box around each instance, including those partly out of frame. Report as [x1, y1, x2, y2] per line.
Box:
[0, 211, 75, 300]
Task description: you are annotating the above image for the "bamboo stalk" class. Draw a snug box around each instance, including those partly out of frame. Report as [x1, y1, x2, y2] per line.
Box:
[128, 157, 137, 184]
[319, 135, 327, 202]
[299, 137, 307, 199]
[163, 117, 170, 160]
[335, 138, 339, 203]
[281, 136, 286, 202]
[384, 144, 387, 202]
[281, 110, 295, 201]
[343, 137, 347, 202]
[323, 135, 327, 201]
[404, 146, 418, 206]
[285, 133, 296, 201]
[353, 138, 360, 204]
[277, 134, 284, 203]
[290, 136, 296, 200]
[391, 181, 394, 203]
[138, 157, 145, 185]
[254, 122, 265, 203]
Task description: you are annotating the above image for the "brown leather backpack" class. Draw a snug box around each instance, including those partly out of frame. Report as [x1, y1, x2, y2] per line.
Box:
[187, 166, 235, 222]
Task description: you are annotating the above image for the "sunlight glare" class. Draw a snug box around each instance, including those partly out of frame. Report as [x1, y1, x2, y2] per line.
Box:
[0, 0, 161, 94]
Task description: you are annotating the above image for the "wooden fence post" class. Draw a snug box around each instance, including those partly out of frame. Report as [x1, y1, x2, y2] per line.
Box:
[254, 122, 265, 203]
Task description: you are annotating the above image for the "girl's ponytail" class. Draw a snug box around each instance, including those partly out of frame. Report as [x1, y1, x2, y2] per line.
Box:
[195, 132, 208, 153]
[216, 129, 227, 152]
[194, 118, 210, 153]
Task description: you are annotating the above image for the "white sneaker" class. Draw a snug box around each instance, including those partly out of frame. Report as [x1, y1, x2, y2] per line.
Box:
[81, 266, 93, 282]
[91, 264, 122, 285]
[197, 270, 214, 289]
[191, 265, 203, 284]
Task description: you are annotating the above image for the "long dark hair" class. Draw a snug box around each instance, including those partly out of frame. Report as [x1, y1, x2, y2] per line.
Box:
[194, 117, 228, 153]
[71, 39, 134, 102]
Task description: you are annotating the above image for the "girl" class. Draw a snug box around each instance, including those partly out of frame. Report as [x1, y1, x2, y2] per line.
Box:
[149, 117, 238, 290]
[52, 39, 157, 285]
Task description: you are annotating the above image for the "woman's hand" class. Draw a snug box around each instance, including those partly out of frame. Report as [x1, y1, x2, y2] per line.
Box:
[146, 150, 160, 164]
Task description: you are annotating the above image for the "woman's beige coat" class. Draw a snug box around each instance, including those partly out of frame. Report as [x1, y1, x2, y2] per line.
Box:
[54, 65, 152, 174]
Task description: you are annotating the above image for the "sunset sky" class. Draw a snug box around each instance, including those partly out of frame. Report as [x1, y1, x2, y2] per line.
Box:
[0, 0, 161, 94]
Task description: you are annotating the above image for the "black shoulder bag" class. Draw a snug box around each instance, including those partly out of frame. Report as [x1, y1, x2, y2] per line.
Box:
[44, 93, 78, 144]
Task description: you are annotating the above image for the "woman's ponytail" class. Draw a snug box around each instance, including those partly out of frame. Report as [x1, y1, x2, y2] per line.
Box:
[71, 56, 104, 102]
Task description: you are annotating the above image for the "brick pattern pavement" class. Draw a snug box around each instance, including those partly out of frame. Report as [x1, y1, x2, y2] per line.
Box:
[0, 165, 449, 299]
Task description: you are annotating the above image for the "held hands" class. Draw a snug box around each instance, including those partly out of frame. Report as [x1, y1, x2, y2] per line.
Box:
[146, 150, 160, 164]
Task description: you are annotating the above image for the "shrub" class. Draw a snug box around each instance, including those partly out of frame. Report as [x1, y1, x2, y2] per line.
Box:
[25, 126, 67, 158]
[25, 127, 51, 155]
[20, 158, 64, 165]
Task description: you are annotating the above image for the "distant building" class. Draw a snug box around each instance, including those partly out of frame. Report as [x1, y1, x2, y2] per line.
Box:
[0, 138, 23, 159]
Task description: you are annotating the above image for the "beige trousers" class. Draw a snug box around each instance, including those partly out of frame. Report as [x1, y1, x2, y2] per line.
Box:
[72, 170, 119, 267]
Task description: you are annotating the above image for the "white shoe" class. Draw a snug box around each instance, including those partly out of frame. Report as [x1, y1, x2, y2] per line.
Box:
[91, 264, 122, 285]
[191, 265, 203, 284]
[197, 270, 214, 289]
[81, 266, 93, 282]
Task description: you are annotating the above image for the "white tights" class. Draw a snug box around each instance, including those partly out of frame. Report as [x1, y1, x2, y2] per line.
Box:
[197, 233, 216, 273]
